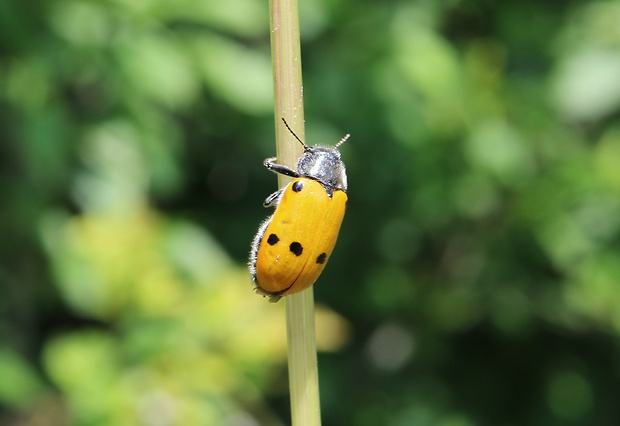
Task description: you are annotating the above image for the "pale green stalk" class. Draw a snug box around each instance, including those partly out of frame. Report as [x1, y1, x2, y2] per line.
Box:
[269, 0, 322, 424]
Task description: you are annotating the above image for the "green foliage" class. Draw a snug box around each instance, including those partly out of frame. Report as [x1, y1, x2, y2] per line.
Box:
[2, 0, 620, 425]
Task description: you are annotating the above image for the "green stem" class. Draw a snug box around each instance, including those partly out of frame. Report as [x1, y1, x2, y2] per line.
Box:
[269, 0, 322, 425]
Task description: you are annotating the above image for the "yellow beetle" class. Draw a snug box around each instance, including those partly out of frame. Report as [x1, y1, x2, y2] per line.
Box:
[249, 119, 350, 302]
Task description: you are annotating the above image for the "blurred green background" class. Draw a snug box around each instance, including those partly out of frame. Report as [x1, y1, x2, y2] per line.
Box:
[2, 0, 620, 425]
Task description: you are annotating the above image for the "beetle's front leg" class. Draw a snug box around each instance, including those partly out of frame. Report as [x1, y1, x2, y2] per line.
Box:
[264, 157, 299, 178]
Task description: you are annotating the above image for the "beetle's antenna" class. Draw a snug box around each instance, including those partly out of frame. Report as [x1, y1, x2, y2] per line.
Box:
[281, 117, 308, 149]
[335, 133, 350, 149]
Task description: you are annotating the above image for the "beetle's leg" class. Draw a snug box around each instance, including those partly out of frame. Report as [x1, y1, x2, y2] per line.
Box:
[264, 157, 299, 178]
[263, 189, 284, 207]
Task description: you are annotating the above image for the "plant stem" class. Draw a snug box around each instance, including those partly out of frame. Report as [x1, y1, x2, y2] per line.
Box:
[269, 0, 322, 425]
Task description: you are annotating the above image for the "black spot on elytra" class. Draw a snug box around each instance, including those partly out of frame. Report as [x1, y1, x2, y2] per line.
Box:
[267, 234, 279, 245]
[292, 181, 304, 192]
[316, 253, 327, 264]
[289, 242, 303, 256]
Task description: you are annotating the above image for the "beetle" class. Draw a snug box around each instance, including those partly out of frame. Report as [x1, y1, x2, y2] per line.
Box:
[249, 118, 350, 302]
